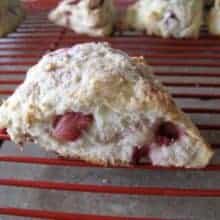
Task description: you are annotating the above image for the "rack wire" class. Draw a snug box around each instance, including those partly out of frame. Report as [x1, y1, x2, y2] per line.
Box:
[0, 1, 220, 219]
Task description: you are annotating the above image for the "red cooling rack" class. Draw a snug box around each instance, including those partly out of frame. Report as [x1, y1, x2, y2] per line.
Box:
[0, 1, 220, 219]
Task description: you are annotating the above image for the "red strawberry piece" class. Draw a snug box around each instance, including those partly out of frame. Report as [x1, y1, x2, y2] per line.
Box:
[52, 112, 93, 142]
[0, 128, 7, 134]
[164, 11, 179, 29]
[155, 121, 180, 146]
[132, 145, 149, 164]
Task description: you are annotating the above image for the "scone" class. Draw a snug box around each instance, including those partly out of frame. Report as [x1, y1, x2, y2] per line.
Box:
[0, 43, 213, 168]
[124, 0, 203, 38]
[48, 0, 116, 37]
[0, 0, 25, 37]
[208, 0, 220, 35]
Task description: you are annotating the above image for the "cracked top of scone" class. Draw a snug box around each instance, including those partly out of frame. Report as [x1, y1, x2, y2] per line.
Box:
[0, 42, 213, 168]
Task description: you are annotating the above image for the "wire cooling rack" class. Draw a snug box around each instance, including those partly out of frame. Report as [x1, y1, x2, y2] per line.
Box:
[0, 1, 220, 219]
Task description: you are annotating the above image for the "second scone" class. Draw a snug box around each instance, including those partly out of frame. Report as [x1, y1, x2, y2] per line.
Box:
[208, 0, 220, 35]
[124, 0, 203, 38]
[49, 0, 116, 37]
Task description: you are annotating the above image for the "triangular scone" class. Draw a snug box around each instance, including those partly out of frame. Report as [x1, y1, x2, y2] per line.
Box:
[0, 43, 213, 168]
[123, 0, 203, 38]
[48, 0, 116, 37]
[0, 0, 25, 37]
[208, 0, 220, 35]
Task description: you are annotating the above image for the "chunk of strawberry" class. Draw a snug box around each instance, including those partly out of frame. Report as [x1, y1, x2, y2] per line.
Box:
[52, 112, 93, 142]
[155, 121, 180, 146]
[132, 145, 149, 164]
[164, 11, 179, 31]
[0, 128, 7, 134]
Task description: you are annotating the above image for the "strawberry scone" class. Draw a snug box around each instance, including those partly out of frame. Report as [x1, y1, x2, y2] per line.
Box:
[49, 0, 116, 36]
[0, 43, 213, 168]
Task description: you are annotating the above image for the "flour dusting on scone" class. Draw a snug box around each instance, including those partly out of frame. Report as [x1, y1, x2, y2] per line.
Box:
[123, 0, 203, 38]
[0, 42, 213, 168]
[48, 0, 116, 36]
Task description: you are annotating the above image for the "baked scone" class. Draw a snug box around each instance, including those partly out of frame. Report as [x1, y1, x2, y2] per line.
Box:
[208, 0, 220, 35]
[0, 43, 213, 168]
[124, 0, 203, 38]
[48, 0, 116, 37]
[0, 0, 25, 37]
